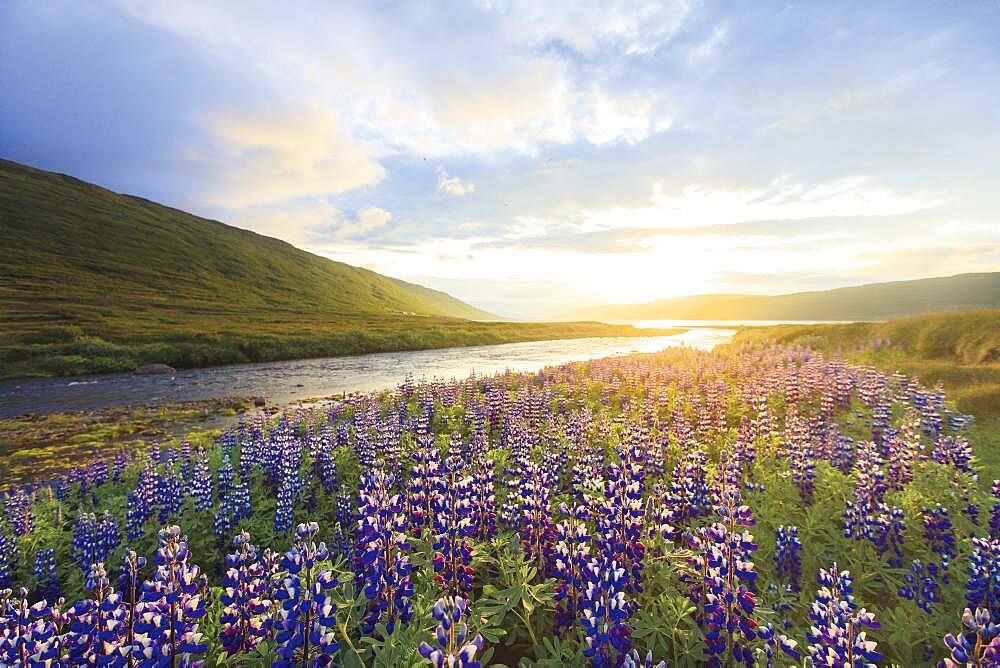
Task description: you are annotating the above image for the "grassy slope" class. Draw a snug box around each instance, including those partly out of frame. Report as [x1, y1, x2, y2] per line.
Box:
[567, 272, 1000, 321]
[0, 160, 667, 378]
[731, 310, 1000, 467]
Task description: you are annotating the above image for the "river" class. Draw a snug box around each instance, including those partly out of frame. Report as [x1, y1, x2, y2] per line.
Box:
[0, 328, 736, 418]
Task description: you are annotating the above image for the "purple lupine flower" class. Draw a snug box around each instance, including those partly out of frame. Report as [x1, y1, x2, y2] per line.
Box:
[432, 457, 475, 595]
[354, 468, 414, 635]
[118, 549, 147, 659]
[0, 531, 15, 589]
[898, 558, 941, 614]
[32, 549, 60, 603]
[0, 587, 63, 665]
[220, 531, 275, 654]
[667, 448, 715, 524]
[273, 522, 340, 667]
[274, 477, 295, 535]
[408, 438, 444, 535]
[623, 649, 668, 668]
[580, 557, 632, 667]
[757, 622, 801, 668]
[923, 505, 955, 579]
[775, 525, 802, 593]
[217, 458, 235, 500]
[66, 562, 130, 665]
[690, 485, 760, 666]
[806, 564, 881, 667]
[157, 469, 185, 523]
[967, 537, 1000, 618]
[135, 525, 209, 665]
[469, 459, 497, 542]
[553, 512, 591, 634]
[190, 450, 214, 512]
[932, 435, 976, 476]
[942, 608, 1000, 667]
[593, 445, 646, 599]
[516, 460, 557, 579]
[5, 489, 33, 536]
[418, 595, 485, 668]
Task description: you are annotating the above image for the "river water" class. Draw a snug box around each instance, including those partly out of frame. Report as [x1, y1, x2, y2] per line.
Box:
[0, 328, 735, 418]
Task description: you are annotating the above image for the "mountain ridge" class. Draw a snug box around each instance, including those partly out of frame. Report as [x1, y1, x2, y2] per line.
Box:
[563, 272, 1000, 321]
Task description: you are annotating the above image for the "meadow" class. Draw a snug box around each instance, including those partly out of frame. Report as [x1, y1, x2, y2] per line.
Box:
[1, 334, 998, 667]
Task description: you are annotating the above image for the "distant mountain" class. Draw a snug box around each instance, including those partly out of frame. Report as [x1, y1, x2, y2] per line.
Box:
[0, 159, 494, 323]
[564, 273, 1000, 321]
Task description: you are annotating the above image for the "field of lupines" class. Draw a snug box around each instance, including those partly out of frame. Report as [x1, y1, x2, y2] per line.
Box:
[1, 341, 999, 667]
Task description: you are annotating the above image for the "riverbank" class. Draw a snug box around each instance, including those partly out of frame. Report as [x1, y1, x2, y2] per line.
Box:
[0, 316, 679, 380]
[0, 396, 250, 488]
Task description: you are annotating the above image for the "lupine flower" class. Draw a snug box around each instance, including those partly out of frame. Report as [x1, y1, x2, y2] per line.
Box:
[4, 490, 33, 536]
[967, 537, 1000, 617]
[580, 557, 632, 667]
[806, 564, 882, 667]
[932, 435, 976, 476]
[72, 512, 120, 576]
[32, 549, 60, 602]
[757, 622, 801, 668]
[275, 477, 295, 534]
[623, 649, 668, 668]
[191, 450, 214, 511]
[469, 460, 497, 541]
[990, 480, 1000, 539]
[690, 485, 760, 666]
[516, 460, 557, 579]
[432, 457, 475, 595]
[775, 525, 802, 592]
[354, 468, 414, 635]
[273, 522, 340, 667]
[0, 587, 62, 665]
[157, 469, 185, 523]
[408, 438, 444, 534]
[66, 562, 130, 664]
[942, 607, 1000, 667]
[899, 557, 942, 615]
[594, 446, 646, 598]
[418, 595, 484, 668]
[923, 505, 956, 579]
[0, 532, 16, 589]
[220, 531, 275, 654]
[136, 525, 209, 665]
[553, 511, 591, 633]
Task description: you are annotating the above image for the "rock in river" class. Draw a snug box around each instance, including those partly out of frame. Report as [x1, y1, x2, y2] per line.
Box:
[134, 363, 177, 375]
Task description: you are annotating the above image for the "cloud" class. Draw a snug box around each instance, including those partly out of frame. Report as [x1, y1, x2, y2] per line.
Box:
[437, 168, 475, 196]
[199, 108, 386, 208]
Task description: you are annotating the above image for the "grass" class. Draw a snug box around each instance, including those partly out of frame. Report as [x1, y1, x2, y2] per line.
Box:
[0, 159, 673, 378]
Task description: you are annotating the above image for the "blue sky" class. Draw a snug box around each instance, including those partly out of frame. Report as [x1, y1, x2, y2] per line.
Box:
[3, 1, 1000, 317]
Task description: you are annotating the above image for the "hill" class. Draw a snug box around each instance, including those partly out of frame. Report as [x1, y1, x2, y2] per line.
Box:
[565, 273, 1000, 321]
[0, 159, 666, 378]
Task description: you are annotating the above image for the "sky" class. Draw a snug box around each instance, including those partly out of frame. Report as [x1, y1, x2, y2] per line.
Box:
[3, 1, 1000, 318]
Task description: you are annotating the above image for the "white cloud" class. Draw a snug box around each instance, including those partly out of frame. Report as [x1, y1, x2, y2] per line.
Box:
[437, 168, 475, 196]
[198, 107, 385, 208]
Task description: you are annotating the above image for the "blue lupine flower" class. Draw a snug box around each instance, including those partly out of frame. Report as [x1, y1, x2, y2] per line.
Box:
[273, 522, 340, 667]
[775, 525, 802, 593]
[0, 531, 16, 589]
[967, 537, 1000, 618]
[418, 595, 485, 668]
[898, 559, 941, 614]
[432, 457, 475, 595]
[942, 607, 1000, 667]
[191, 449, 214, 511]
[5, 489, 34, 536]
[32, 549, 60, 602]
[220, 531, 276, 654]
[580, 557, 632, 667]
[354, 468, 414, 636]
[0, 587, 62, 664]
[136, 525, 209, 665]
[806, 564, 881, 667]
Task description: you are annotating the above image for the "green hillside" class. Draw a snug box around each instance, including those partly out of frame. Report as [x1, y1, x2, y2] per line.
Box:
[0, 160, 665, 379]
[567, 272, 1000, 321]
[730, 309, 1000, 422]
